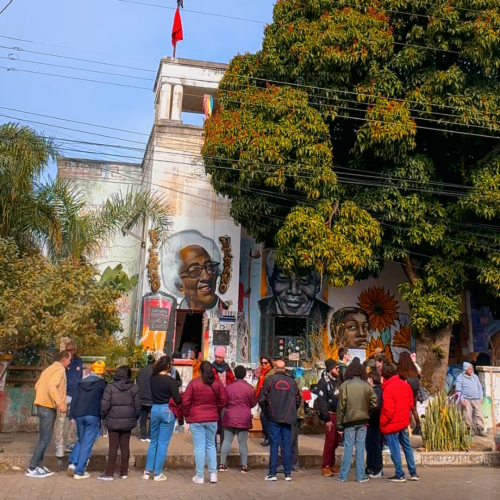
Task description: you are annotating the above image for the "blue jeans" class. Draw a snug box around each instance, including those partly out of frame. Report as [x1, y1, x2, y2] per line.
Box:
[190, 422, 217, 478]
[268, 420, 292, 475]
[386, 430, 417, 478]
[29, 406, 57, 469]
[339, 425, 367, 482]
[145, 404, 175, 475]
[69, 415, 101, 476]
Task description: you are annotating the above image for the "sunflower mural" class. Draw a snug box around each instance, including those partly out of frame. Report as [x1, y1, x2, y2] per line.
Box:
[393, 324, 412, 349]
[366, 336, 394, 363]
[358, 286, 399, 331]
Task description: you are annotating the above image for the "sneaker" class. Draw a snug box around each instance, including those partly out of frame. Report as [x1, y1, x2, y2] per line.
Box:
[219, 464, 228, 472]
[284, 474, 292, 481]
[140, 438, 148, 442]
[387, 475, 406, 483]
[120, 475, 128, 479]
[369, 470, 384, 478]
[67, 464, 76, 477]
[26, 467, 54, 478]
[192, 476, 204, 484]
[74, 472, 90, 480]
[410, 473, 420, 481]
[142, 471, 151, 480]
[337, 477, 347, 483]
[154, 473, 167, 482]
[261, 440, 270, 447]
[241, 466, 249, 474]
[265, 474, 277, 481]
[97, 474, 114, 481]
[330, 464, 340, 474]
[357, 476, 369, 483]
[322, 467, 334, 477]
[210, 473, 218, 483]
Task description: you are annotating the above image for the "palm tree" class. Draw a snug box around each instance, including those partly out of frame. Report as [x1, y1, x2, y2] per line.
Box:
[0, 122, 171, 262]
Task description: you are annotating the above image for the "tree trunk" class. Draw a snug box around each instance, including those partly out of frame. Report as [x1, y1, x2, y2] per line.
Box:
[416, 324, 452, 393]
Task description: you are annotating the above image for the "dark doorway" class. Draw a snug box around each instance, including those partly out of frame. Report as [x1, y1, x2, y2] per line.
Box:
[174, 310, 204, 357]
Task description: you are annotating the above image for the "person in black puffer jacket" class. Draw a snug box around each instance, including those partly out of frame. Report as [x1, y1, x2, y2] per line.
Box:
[136, 355, 155, 441]
[99, 366, 140, 480]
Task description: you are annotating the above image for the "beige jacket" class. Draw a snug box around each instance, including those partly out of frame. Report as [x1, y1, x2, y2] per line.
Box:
[34, 362, 67, 409]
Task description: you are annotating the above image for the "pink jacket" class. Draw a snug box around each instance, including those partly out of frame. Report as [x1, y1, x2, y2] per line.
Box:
[222, 379, 258, 430]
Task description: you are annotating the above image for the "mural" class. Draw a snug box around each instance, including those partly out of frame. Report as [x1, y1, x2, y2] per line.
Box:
[259, 249, 331, 324]
[161, 229, 228, 313]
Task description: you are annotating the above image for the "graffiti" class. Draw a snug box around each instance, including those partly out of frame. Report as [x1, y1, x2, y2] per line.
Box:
[259, 250, 330, 324]
[161, 230, 223, 312]
[147, 230, 161, 293]
[237, 312, 250, 363]
[218, 235, 233, 295]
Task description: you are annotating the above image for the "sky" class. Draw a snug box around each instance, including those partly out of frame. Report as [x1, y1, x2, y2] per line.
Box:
[0, 0, 274, 178]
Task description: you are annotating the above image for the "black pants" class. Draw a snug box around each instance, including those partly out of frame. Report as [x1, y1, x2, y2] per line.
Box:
[105, 430, 131, 476]
[365, 424, 383, 473]
[260, 411, 270, 441]
[140, 405, 151, 439]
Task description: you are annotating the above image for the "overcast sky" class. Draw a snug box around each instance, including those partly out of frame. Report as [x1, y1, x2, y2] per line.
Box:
[0, 0, 274, 178]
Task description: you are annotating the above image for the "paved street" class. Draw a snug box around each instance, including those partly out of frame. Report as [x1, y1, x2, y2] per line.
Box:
[0, 467, 499, 500]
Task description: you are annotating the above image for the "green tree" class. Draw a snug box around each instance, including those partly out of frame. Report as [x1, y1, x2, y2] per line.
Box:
[202, 0, 500, 391]
[1, 122, 171, 263]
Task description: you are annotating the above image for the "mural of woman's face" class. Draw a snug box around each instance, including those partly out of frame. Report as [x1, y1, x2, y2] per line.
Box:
[341, 311, 370, 349]
[177, 245, 218, 310]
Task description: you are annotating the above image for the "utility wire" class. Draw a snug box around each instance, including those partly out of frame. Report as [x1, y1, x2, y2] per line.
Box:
[0, 0, 15, 16]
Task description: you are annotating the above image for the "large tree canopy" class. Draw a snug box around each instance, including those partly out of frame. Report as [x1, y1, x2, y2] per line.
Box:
[202, 0, 500, 390]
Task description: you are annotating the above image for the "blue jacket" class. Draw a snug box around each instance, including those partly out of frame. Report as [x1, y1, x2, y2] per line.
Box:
[456, 372, 483, 400]
[66, 356, 83, 397]
[69, 375, 107, 419]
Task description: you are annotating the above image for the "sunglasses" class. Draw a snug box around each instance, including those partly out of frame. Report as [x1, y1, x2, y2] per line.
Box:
[261, 361, 269, 365]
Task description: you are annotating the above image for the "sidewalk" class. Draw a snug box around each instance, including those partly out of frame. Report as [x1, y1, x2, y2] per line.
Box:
[0, 430, 498, 471]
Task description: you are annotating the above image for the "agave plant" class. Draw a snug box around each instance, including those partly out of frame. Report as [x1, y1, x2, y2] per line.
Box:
[1, 122, 171, 263]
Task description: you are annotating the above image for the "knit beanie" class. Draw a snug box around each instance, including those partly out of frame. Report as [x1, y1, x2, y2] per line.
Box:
[92, 360, 106, 375]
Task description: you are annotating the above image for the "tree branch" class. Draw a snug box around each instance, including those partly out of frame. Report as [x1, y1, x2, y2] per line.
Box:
[402, 255, 421, 286]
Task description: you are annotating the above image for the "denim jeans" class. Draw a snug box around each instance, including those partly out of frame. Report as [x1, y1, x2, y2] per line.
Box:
[190, 422, 218, 478]
[29, 406, 57, 469]
[69, 415, 101, 475]
[386, 430, 417, 478]
[339, 425, 367, 482]
[268, 420, 292, 475]
[145, 404, 175, 475]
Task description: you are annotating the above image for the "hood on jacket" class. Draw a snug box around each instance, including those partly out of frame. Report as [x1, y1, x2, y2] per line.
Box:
[381, 374, 400, 390]
[463, 362, 473, 372]
[113, 379, 134, 391]
[79, 376, 105, 392]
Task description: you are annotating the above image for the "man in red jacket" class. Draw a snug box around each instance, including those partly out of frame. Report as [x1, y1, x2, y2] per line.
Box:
[380, 364, 419, 483]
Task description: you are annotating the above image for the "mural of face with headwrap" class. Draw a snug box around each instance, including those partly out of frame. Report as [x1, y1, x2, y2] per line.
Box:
[331, 307, 370, 349]
[162, 230, 222, 311]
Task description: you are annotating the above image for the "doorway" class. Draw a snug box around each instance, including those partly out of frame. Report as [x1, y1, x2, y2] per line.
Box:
[173, 310, 204, 357]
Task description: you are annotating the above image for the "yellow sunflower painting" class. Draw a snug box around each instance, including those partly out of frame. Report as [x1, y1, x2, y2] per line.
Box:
[358, 286, 399, 332]
[393, 324, 412, 349]
[366, 336, 394, 363]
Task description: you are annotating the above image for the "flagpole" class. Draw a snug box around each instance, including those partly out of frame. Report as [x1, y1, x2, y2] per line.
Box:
[173, 41, 177, 59]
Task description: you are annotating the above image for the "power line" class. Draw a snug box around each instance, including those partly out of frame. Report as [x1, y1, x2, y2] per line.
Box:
[0, 0, 15, 16]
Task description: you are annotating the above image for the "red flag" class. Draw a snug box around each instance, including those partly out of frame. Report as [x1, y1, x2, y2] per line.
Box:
[172, 7, 183, 47]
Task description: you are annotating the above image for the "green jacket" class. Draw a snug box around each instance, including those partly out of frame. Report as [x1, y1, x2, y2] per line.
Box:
[337, 376, 378, 430]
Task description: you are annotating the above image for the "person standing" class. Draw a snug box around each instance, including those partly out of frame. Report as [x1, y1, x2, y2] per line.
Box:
[380, 363, 419, 482]
[142, 356, 182, 481]
[337, 358, 378, 483]
[397, 352, 421, 435]
[190, 347, 202, 379]
[258, 360, 301, 482]
[26, 350, 72, 478]
[136, 355, 155, 442]
[212, 346, 235, 387]
[365, 369, 384, 478]
[55, 341, 82, 457]
[67, 360, 107, 479]
[337, 348, 350, 382]
[255, 357, 274, 447]
[456, 362, 486, 437]
[219, 365, 258, 473]
[183, 360, 227, 484]
[98, 366, 141, 481]
[318, 358, 341, 477]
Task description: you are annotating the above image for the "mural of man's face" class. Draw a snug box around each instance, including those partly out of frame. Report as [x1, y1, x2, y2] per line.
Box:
[342, 311, 370, 349]
[271, 267, 320, 316]
[177, 245, 218, 310]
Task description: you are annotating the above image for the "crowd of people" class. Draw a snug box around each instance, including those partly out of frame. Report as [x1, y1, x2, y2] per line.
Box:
[29, 341, 483, 484]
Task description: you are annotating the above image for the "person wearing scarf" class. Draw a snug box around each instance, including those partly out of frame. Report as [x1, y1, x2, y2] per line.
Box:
[255, 357, 274, 447]
[211, 346, 235, 387]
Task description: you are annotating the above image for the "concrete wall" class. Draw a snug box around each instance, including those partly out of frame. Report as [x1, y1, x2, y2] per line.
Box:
[0, 388, 38, 433]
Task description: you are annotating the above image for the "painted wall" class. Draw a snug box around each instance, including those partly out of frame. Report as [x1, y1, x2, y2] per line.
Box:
[0, 388, 38, 433]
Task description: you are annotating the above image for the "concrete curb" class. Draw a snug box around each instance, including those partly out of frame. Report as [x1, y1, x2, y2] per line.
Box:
[1, 450, 499, 470]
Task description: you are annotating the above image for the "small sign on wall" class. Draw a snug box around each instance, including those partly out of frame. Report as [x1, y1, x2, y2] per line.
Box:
[150, 307, 170, 331]
[213, 329, 230, 346]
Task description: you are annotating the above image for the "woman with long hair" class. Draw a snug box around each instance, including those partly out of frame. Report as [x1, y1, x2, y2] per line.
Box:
[337, 358, 378, 483]
[255, 357, 274, 446]
[99, 366, 141, 481]
[183, 360, 227, 484]
[142, 356, 181, 481]
[397, 352, 421, 434]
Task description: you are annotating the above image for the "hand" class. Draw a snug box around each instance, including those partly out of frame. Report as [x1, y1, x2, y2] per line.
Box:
[338, 431, 343, 435]
[325, 421, 334, 431]
[461, 400, 467, 407]
[57, 403, 66, 413]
